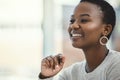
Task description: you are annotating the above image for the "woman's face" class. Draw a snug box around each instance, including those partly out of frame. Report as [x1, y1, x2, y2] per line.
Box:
[68, 2, 105, 49]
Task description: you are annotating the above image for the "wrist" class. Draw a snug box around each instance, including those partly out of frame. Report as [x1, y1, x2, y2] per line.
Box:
[38, 73, 51, 79]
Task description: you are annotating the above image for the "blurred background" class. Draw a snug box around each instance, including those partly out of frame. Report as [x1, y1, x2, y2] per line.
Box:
[0, 0, 120, 80]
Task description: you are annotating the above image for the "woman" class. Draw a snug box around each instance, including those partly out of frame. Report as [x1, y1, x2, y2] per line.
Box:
[39, 0, 120, 80]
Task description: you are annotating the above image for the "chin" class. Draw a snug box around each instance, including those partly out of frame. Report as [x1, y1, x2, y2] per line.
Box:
[72, 42, 83, 49]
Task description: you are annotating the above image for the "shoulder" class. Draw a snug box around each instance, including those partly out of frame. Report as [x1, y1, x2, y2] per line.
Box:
[109, 49, 120, 62]
[110, 49, 120, 55]
[107, 49, 120, 67]
[107, 50, 120, 80]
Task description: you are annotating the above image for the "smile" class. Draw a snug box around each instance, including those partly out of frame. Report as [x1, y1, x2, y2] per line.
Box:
[72, 34, 82, 37]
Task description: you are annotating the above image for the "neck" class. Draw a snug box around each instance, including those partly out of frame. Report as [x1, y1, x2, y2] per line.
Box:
[82, 45, 108, 73]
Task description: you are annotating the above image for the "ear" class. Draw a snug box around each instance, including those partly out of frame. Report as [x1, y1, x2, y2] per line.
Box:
[102, 24, 112, 36]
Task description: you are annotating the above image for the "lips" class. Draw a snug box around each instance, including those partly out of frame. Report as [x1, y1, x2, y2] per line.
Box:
[70, 30, 84, 37]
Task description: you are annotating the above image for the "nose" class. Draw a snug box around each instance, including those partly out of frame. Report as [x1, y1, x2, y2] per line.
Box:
[70, 21, 80, 29]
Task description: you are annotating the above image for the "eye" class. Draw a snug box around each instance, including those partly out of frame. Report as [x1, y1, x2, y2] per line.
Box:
[80, 19, 89, 23]
[70, 19, 75, 24]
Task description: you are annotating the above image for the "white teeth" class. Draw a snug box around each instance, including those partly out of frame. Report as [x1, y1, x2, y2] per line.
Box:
[72, 34, 82, 37]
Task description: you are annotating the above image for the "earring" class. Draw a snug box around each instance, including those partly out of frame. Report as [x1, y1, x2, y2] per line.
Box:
[99, 36, 108, 45]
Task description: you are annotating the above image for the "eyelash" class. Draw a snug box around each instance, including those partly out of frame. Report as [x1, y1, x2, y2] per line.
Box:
[70, 19, 75, 24]
[70, 19, 89, 24]
[80, 19, 89, 23]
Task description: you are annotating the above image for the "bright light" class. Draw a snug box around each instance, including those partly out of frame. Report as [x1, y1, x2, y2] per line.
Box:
[0, 0, 43, 25]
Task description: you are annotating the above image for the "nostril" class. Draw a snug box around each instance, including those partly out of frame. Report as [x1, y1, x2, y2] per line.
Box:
[70, 21, 80, 29]
[71, 25, 80, 29]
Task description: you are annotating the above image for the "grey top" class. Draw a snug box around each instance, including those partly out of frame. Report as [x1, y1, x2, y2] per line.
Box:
[39, 50, 120, 80]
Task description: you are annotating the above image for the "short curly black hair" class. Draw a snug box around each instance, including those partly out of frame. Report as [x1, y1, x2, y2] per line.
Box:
[80, 0, 116, 38]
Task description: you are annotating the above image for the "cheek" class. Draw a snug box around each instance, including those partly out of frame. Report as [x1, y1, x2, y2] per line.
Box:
[83, 23, 102, 39]
[83, 22, 103, 37]
[85, 23, 102, 31]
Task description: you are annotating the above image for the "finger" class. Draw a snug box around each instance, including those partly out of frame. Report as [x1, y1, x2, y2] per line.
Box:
[59, 55, 65, 66]
[57, 54, 63, 65]
[42, 56, 52, 68]
[46, 56, 53, 68]
[53, 56, 59, 69]
[54, 54, 62, 66]
[56, 54, 65, 66]
[49, 56, 56, 70]
[42, 58, 50, 68]
[46, 55, 56, 69]
[54, 54, 65, 72]
[53, 54, 65, 70]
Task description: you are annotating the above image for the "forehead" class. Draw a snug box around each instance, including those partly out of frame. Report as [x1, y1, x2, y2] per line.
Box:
[73, 2, 103, 18]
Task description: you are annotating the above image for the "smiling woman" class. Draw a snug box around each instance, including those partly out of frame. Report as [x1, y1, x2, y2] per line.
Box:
[38, 0, 120, 80]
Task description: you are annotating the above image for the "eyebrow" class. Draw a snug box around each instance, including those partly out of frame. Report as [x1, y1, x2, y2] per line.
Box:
[71, 14, 90, 18]
[80, 14, 90, 17]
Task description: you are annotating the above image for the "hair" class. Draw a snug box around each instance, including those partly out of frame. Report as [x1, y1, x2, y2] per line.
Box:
[80, 0, 116, 39]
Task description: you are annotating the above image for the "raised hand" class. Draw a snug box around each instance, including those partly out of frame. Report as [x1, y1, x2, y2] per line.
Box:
[39, 54, 65, 79]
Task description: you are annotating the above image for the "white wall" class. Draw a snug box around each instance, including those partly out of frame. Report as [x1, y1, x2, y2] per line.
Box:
[0, 0, 43, 80]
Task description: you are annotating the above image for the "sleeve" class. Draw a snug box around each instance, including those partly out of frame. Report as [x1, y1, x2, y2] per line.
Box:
[38, 77, 53, 80]
[38, 69, 67, 80]
[38, 76, 65, 80]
